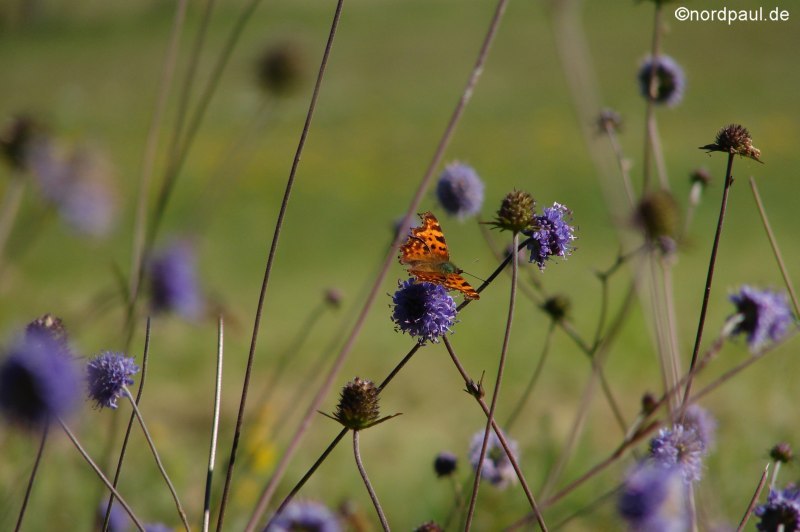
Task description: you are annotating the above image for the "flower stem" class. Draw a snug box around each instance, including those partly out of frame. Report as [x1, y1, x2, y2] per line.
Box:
[203, 316, 225, 532]
[58, 418, 145, 531]
[14, 423, 48, 532]
[123, 386, 190, 531]
[465, 232, 519, 530]
[353, 430, 391, 531]
[736, 464, 770, 532]
[216, 1, 346, 528]
[505, 321, 555, 431]
[680, 152, 736, 418]
[749, 177, 800, 317]
[103, 317, 152, 532]
[642, 2, 663, 192]
[0, 174, 25, 274]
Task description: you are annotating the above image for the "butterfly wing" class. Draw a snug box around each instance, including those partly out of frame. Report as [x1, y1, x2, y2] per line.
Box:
[409, 271, 480, 300]
[399, 212, 450, 265]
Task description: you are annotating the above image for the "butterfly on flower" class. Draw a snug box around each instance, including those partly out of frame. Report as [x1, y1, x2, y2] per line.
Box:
[398, 211, 480, 300]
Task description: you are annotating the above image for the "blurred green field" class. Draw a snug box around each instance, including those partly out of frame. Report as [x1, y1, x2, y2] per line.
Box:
[1, 0, 799, 529]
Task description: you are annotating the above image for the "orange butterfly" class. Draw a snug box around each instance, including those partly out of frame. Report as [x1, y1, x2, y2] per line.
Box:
[398, 211, 480, 300]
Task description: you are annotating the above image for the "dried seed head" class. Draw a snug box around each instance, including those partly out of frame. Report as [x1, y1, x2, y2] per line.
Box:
[689, 168, 712, 188]
[491, 190, 536, 233]
[596, 108, 623, 134]
[770, 442, 794, 464]
[414, 522, 444, 532]
[700, 124, 763, 163]
[635, 190, 680, 240]
[332, 377, 380, 430]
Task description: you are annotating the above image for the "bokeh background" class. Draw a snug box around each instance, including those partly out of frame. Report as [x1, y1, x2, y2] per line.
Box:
[1, 0, 798, 529]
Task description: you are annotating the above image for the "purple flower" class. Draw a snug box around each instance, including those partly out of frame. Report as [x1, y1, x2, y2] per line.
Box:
[149, 241, 202, 319]
[98, 501, 131, 532]
[618, 463, 687, 532]
[525, 202, 576, 270]
[755, 485, 800, 532]
[87, 352, 139, 409]
[0, 331, 79, 428]
[145, 524, 173, 532]
[649, 424, 706, 484]
[265, 501, 341, 532]
[391, 280, 456, 344]
[681, 405, 717, 450]
[638, 55, 685, 107]
[468, 429, 518, 489]
[436, 162, 485, 219]
[729, 286, 794, 353]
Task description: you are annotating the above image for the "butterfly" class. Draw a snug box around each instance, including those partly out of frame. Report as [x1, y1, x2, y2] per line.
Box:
[398, 211, 480, 300]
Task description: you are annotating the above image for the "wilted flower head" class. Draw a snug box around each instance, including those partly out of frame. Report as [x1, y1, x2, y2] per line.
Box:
[618, 462, 687, 531]
[149, 240, 202, 319]
[434, 451, 458, 477]
[329, 377, 380, 431]
[469, 429, 518, 489]
[637, 55, 685, 107]
[0, 331, 79, 428]
[86, 352, 139, 409]
[770, 442, 794, 464]
[728, 286, 794, 353]
[436, 162, 485, 219]
[525, 202, 576, 270]
[256, 42, 305, 96]
[649, 424, 706, 483]
[391, 280, 456, 344]
[700, 124, 763, 163]
[755, 485, 800, 532]
[680, 405, 717, 451]
[491, 190, 536, 233]
[597, 108, 623, 134]
[635, 189, 679, 240]
[266, 500, 341, 532]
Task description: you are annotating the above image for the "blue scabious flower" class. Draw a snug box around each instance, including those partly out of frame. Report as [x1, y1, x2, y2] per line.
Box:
[755, 485, 800, 532]
[149, 241, 202, 319]
[87, 352, 139, 409]
[145, 524, 173, 532]
[649, 424, 706, 484]
[0, 332, 79, 428]
[468, 429, 518, 489]
[525, 202, 576, 270]
[391, 280, 456, 344]
[98, 501, 131, 532]
[618, 463, 687, 532]
[266, 501, 341, 532]
[638, 55, 685, 107]
[681, 405, 717, 450]
[729, 286, 794, 353]
[436, 162, 484, 219]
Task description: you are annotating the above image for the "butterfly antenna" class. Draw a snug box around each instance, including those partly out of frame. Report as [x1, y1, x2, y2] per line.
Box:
[461, 270, 488, 284]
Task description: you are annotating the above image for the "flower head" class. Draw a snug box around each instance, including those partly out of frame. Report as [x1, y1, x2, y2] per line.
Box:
[414, 522, 444, 532]
[596, 108, 623, 134]
[755, 485, 800, 532]
[525, 202, 576, 270]
[729, 286, 794, 353]
[469, 429, 518, 489]
[770, 443, 794, 464]
[635, 190, 679, 240]
[436, 162, 485, 219]
[391, 280, 457, 344]
[637, 55, 685, 107]
[87, 352, 139, 409]
[25, 314, 70, 355]
[256, 42, 305, 96]
[434, 451, 458, 477]
[618, 462, 687, 531]
[0, 331, 79, 428]
[329, 377, 380, 431]
[491, 190, 536, 233]
[649, 424, 706, 483]
[542, 294, 571, 322]
[98, 501, 131, 532]
[680, 405, 717, 450]
[700, 124, 762, 163]
[149, 240, 202, 319]
[266, 500, 341, 532]
[0, 114, 43, 171]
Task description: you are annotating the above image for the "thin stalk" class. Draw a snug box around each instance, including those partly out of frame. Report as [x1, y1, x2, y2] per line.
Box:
[0, 175, 25, 272]
[216, 2, 346, 529]
[203, 317, 225, 532]
[749, 177, 800, 316]
[103, 317, 152, 532]
[58, 418, 145, 531]
[602, 123, 635, 208]
[442, 336, 548, 531]
[245, 0, 511, 524]
[641, 2, 663, 192]
[353, 431, 390, 531]
[505, 321, 555, 431]
[126, 0, 189, 343]
[465, 232, 519, 529]
[736, 464, 770, 532]
[14, 423, 48, 532]
[123, 387, 190, 530]
[680, 152, 736, 418]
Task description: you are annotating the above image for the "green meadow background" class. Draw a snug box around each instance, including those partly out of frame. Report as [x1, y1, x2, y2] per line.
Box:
[1, 0, 798, 529]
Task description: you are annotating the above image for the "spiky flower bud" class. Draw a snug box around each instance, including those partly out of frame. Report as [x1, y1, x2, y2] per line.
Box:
[491, 190, 536, 233]
[770, 442, 794, 464]
[596, 108, 623, 134]
[700, 124, 762, 163]
[542, 294, 570, 322]
[635, 190, 679, 240]
[332, 377, 380, 431]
